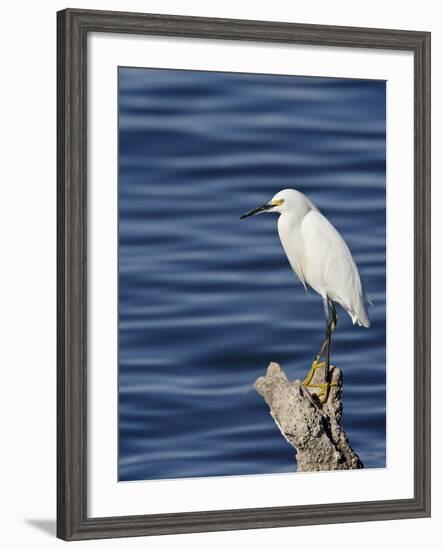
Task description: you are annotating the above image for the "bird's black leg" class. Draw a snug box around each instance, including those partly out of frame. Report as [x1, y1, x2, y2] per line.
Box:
[314, 298, 331, 364]
[323, 298, 332, 385]
[330, 300, 338, 332]
[324, 300, 338, 383]
[303, 298, 338, 404]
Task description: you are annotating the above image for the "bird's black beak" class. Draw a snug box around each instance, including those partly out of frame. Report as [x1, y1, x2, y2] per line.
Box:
[240, 203, 273, 219]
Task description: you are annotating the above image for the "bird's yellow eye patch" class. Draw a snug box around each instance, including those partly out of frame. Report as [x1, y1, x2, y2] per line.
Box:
[271, 198, 285, 206]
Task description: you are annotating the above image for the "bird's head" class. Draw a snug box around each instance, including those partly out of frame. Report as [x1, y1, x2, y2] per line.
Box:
[240, 189, 311, 219]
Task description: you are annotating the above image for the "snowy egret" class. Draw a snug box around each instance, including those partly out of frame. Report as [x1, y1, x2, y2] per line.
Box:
[241, 188, 370, 403]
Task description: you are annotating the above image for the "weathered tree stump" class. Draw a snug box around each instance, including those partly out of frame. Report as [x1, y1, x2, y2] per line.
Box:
[255, 362, 363, 472]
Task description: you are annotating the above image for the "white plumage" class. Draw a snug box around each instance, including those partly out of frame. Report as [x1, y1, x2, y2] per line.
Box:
[241, 188, 370, 328]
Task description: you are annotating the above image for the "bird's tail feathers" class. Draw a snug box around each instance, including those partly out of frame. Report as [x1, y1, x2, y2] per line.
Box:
[350, 311, 370, 328]
[353, 302, 371, 327]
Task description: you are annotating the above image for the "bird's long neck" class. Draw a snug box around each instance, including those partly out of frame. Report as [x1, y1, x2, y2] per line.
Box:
[277, 211, 301, 247]
[279, 201, 311, 229]
[277, 210, 308, 288]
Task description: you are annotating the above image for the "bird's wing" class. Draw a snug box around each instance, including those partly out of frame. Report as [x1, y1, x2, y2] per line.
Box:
[300, 211, 370, 326]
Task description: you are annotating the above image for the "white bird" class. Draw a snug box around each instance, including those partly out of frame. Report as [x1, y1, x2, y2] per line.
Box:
[241, 188, 370, 402]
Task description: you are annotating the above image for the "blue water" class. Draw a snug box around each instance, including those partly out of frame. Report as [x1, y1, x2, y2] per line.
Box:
[118, 67, 386, 482]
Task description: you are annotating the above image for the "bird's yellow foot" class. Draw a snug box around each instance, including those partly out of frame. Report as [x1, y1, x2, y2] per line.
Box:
[302, 360, 337, 404]
[307, 382, 335, 404]
[302, 359, 325, 386]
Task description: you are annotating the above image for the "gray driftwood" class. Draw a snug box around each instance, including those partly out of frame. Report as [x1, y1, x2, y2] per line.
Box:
[255, 362, 363, 471]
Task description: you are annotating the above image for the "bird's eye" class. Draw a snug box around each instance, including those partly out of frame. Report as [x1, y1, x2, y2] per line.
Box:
[272, 198, 285, 206]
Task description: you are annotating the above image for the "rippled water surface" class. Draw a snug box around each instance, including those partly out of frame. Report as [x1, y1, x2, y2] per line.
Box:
[118, 67, 386, 481]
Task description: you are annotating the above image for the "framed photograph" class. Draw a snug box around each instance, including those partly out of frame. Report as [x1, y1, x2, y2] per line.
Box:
[57, 8, 431, 541]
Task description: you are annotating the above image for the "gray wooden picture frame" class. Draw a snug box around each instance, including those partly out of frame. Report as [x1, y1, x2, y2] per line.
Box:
[57, 8, 431, 541]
